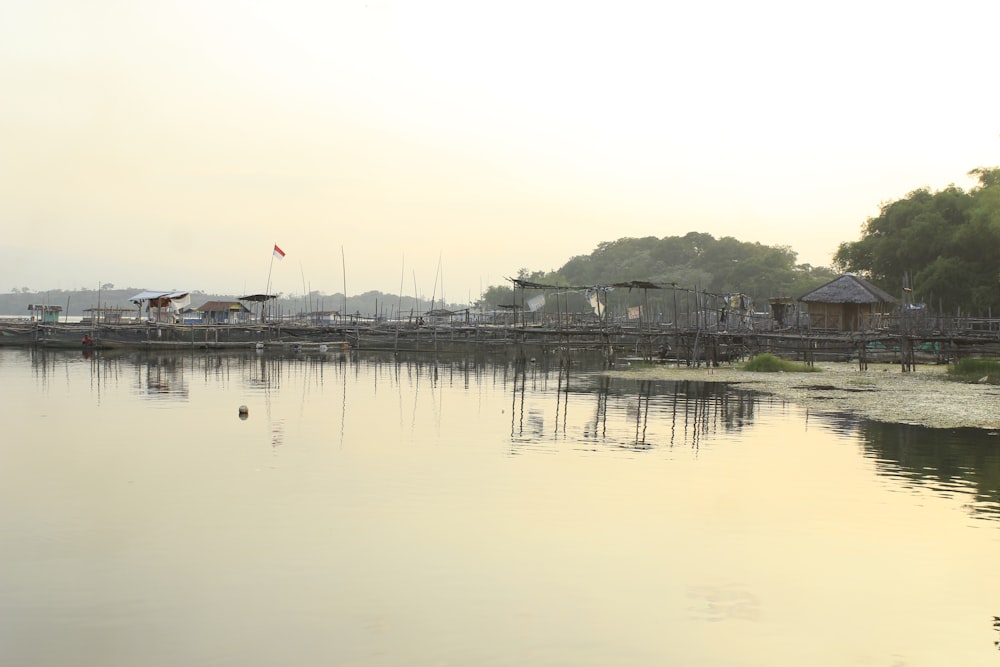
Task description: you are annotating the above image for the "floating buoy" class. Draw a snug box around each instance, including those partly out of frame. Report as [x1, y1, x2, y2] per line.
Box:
[255, 342, 264, 352]
[238, 405, 249, 419]
[319, 344, 328, 352]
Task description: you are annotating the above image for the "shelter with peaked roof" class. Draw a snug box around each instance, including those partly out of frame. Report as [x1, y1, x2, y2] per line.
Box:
[193, 301, 252, 324]
[798, 274, 897, 331]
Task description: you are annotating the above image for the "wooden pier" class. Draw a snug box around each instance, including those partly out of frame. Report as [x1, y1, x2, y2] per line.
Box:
[2, 318, 999, 371]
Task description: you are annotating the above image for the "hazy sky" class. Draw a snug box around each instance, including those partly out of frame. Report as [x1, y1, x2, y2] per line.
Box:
[3, 1, 998, 302]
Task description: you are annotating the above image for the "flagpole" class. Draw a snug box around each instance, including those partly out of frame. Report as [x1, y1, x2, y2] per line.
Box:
[264, 245, 276, 322]
[341, 245, 347, 320]
[265, 252, 275, 296]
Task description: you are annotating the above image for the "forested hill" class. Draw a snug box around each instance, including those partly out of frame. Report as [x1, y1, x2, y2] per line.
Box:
[479, 232, 839, 309]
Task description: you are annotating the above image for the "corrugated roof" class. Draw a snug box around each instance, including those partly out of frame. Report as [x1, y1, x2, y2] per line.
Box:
[798, 275, 898, 304]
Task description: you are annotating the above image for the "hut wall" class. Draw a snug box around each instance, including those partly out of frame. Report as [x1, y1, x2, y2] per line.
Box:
[806, 303, 886, 332]
[846, 304, 888, 331]
[845, 304, 861, 331]
[806, 303, 843, 330]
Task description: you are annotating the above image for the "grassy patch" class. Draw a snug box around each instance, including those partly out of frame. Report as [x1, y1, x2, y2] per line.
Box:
[743, 353, 821, 373]
[946, 358, 1000, 385]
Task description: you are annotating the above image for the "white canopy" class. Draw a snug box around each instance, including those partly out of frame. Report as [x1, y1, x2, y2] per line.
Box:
[129, 290, 192, 310]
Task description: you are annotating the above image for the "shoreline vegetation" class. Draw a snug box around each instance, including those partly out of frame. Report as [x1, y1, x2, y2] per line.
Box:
[741, 353, 821, 374]
[947, 358, 1000, 385]
[609, 358, 1000, 431]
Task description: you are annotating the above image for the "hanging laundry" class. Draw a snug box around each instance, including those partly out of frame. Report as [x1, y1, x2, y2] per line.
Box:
[527, 294, 546, 312]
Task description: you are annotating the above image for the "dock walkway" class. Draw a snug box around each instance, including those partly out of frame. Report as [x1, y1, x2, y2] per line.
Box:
[2, 320, 999, 369]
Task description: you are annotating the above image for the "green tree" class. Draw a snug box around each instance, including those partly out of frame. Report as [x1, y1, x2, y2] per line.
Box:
[498, 232, 837, 306]
[835, 167, 1000, 313]
[479, 284, 514, 310]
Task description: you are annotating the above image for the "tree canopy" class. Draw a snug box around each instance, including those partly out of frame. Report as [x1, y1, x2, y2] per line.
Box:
[834, 167, 1000, 314]
[479, 232, 838, 310]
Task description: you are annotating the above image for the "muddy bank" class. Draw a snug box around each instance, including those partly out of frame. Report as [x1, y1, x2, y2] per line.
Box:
[608, 362, 1000, 430]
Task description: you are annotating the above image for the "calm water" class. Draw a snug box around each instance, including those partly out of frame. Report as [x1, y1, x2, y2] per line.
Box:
[2, 347, 1000, 666]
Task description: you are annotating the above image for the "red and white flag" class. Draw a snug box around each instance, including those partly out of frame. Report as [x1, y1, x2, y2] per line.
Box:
[273, 244, 286, 260]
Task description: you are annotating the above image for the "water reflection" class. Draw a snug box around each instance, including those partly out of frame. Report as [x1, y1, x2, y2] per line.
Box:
[138, 355, 189, 399]
[16, 347, 1000, 521]
[509, 356, 760, 452]
[6, 347, 1000, 665]
[857, 419, 1000, 521]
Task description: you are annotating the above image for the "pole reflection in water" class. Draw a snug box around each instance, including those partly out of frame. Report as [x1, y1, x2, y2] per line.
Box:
[509, 354, 761, 452]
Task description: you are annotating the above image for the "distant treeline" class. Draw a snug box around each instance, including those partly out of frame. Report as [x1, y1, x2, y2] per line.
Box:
[0, 287, 465, 319]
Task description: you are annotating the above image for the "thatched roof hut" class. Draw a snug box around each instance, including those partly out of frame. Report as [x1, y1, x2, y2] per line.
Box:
[798, 274, 897, 331]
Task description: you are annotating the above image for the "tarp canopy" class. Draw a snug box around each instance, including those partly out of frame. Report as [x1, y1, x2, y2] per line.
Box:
[129, 290, 192, 310]
[238, 294, 277, 303]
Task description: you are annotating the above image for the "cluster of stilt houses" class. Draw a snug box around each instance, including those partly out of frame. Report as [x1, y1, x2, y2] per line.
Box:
[3, 275, 1000, 369]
